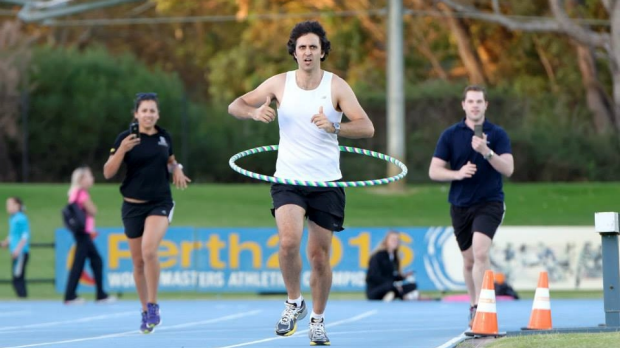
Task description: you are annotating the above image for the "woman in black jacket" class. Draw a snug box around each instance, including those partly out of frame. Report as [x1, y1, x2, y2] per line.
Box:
[366, 230, 418, 301]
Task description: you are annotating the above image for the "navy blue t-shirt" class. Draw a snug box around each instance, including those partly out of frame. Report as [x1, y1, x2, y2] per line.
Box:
[433, 118, 511, 207]
[110, 125, 174, 202]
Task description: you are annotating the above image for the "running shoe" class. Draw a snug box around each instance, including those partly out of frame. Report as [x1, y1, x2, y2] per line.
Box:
[147, 302, 161, 328]
[96, 295, 118, 304]
[309, 317, 330, 346]
[64, 297, 86, 305]
[469, 305, 477, 329]
[140, 311, 153, 334]
[275, 300, 307, 336]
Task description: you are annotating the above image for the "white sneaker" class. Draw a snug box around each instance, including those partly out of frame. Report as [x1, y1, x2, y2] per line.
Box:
[96, 295, 118, 304]
[64, 297, 86, 305]
[309, 317, 330, 346]
[275, 300, 307, 336]
[382, 291, 396, 302]
[404, 290, 420, 301]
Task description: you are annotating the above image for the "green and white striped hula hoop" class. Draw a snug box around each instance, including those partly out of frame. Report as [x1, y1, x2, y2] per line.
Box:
[229, 145, 408, 187]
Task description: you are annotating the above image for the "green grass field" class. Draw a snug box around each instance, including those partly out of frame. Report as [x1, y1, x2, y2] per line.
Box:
[458, 332, 620, 348]
[0, 182, 618, 300]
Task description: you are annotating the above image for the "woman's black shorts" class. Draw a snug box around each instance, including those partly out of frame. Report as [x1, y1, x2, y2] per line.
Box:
[121, 199, 175, 239]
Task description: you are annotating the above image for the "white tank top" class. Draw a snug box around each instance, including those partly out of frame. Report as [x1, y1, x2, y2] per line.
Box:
[275, 71, 343, 181]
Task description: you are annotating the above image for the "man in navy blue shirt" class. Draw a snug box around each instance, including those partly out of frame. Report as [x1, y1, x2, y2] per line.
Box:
[429, 85, 514, 328]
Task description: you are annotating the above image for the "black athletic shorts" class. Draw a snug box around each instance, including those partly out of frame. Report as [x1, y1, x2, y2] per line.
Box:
[450, 201, 505, 251]
[121, 199, 175, 239]
[270, 184, 346, 232]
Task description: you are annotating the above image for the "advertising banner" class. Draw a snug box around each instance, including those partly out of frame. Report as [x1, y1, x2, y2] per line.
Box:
[55, 226, 605, 293]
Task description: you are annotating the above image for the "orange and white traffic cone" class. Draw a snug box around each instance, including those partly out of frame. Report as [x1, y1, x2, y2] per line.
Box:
[523, 271, 552, 330]
[466, 270, 506, 337]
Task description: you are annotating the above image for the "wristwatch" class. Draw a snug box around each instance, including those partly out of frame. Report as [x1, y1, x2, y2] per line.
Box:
[333, 122, 341, 135]
[170, 163, 183, 171]
[484, 150, 495, 161]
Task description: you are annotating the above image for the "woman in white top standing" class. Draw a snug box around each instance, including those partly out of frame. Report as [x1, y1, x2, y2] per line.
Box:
[64, 166, 114, 304]
[228, 20, 374, 346]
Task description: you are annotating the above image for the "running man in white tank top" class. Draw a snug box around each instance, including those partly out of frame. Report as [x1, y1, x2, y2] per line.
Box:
[228, 21, 374, 346]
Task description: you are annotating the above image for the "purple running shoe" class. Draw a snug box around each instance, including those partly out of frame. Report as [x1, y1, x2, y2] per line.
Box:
[140, 311, 153, 334]
[147, 302, 161, 328]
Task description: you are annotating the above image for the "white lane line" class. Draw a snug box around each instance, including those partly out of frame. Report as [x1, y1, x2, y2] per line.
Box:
[0, 310, 262, 348]
[0, 311, 30, 317]
[327, 327, 469, 335]
[0, 312, 135, 332]
[159, 310, 262, 331]
[0, 330, 137, 348]
[214, 309, 378, 348]
[435, 332, 468, 348]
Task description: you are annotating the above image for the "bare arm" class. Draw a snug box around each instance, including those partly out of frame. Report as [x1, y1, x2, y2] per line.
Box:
[227, 74, 284, 122]
[167, 155, 180, 170]
[103, 134, 140, 179]
[12, 237, 27, 258]
[332, 76, 374, 139]
[487, 153, 514, 177]
[82, 196, 97, 216]
[10, 221, 28, 257]
[471, 134, 514, 177]
[429, 157, 477, 182]
[103, 152, 125, 179]
[168, 155, 191, 190]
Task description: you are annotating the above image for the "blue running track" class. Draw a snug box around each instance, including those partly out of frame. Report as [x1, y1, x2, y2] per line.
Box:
[0, 299, 607, 348]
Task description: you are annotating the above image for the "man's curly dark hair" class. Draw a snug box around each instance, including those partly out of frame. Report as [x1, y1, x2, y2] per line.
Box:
[287, 21, 331, 62]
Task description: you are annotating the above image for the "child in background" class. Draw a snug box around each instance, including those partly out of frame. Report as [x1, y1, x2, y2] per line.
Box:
[1, 197, 30, 298]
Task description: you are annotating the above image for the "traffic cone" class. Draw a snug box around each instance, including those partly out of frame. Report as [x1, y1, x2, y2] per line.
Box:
[523, 271, 552, 330]
[466, 270, 505, 337]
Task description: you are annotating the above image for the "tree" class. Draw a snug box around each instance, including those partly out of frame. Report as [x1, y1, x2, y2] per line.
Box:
[439, 0, 619, 133]
[437, 2, 487, 84]
[25, 45, 185, 181]
[0, 20, 34, 181]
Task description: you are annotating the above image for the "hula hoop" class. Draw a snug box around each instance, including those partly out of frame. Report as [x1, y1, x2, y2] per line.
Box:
[229, 145, 408, 187]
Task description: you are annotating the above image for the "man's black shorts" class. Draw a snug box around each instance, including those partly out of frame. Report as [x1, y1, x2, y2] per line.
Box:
[450, 201, 505, 251]
[270, 184, 346, 232]
[121, 200, 175, 239]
